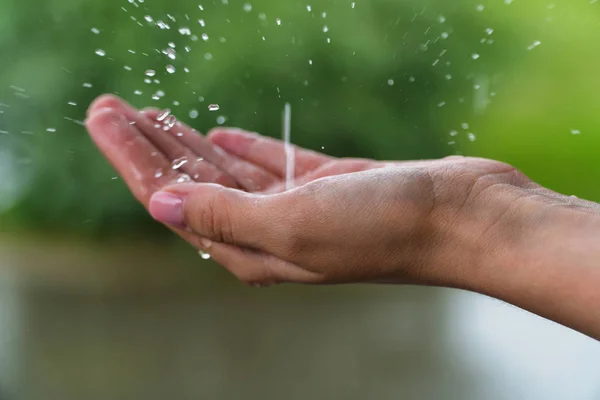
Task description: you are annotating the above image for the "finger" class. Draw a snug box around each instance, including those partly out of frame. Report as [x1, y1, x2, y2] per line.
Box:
[198, 240, 323, 285]
[141, 108, 279, 191]
[88, 95, 239, 188]
[207, 128, 333, 178]
[86, 106, 218, 250]
[147, 183, 292, 251]
[85, 107, 187, 205]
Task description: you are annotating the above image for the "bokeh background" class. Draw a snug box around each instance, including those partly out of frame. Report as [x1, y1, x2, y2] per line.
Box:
[0, 0, 599, 398]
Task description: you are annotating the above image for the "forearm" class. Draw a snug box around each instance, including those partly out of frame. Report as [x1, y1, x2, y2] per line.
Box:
[470, 191, 600, 340]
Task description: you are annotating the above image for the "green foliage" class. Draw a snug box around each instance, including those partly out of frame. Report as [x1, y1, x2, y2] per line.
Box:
[0, 0, 598, 235]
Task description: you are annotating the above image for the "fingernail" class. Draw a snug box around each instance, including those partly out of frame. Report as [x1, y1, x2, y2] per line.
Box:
[199, 238, 212, 249]
[149, 192, 185, 227]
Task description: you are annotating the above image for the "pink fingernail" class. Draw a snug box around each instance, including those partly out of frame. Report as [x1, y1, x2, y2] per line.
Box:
[149, 192, 185, 227]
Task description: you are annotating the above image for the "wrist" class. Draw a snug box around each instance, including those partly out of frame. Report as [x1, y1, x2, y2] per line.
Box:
[461, 188, 600, 338]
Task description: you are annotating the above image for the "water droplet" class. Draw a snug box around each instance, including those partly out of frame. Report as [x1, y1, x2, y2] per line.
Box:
[68, 101, 77, 106]
[95, 49, 106, 57]
[157, 109, 171, 122]
[201, 33, 209, 41]
[145, 69, 156, 77]
[198, 19, 206, 27]
[178, 26, 191, 35]
[163, 115, 177, 131]
[163, 47, 177, 60]
[461, 123, 469, 129]
[198, 250, 211, 260]
[171, 157, 189, 170]
[387, 79, 394, 86]
[157, 20, 170, 29]
[177, 175, 191, 183]
[571, 129, 581, 135]
[91, 27, 100, 34]
[208, 104, 220, 111]
[527, 40, 542, 51]
[243, 3, 252, 12]
[189, 109, 199, 119]
[467, 133, 476, 142]
[216, 116, 227, 125]
[46, 128, 56, 133]
[276, 18, 282, 25]
[134, 90, 143, 95]
[166, 65, 176, 74]
[144, 15, 153, 22]
[472, 53, 481, 60]
[154, 169, 164, 178]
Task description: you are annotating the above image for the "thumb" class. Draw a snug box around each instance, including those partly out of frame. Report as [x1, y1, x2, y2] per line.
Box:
[148, 183, 273, 249]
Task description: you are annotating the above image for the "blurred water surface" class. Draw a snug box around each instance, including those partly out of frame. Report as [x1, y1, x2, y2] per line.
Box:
[0, 237, 597, 400]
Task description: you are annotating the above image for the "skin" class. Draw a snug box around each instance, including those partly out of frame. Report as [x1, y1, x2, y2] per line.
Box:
[85, 95, 600, 341]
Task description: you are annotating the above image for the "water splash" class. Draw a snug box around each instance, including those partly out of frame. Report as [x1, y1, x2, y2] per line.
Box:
[282, 103, 294, 191]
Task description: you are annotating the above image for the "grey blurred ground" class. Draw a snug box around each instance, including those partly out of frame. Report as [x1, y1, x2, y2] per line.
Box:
[0, 237, 597, 400]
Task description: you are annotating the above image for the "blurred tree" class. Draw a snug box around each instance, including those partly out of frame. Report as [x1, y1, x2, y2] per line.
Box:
[0, 0, 596, 236]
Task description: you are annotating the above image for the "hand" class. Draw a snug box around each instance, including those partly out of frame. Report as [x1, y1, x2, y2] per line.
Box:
[85, 94, 530, 287]
[87, 94, 600, 339]
[84, 94, 396, 253]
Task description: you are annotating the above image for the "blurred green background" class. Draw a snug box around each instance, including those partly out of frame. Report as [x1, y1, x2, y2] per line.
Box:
[2, 0, 599, 235]
[0, 0, 599, 399]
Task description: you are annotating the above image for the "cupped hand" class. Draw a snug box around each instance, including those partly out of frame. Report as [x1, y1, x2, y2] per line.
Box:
[86, 95, 536, 287]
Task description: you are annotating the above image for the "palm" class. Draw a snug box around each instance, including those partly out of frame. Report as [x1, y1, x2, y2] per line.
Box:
[86, 96, 378, 198]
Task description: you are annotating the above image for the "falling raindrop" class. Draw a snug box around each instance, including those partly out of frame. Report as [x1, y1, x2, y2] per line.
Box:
[163, 115, 177, 131]
[171, 157, 189, 170]
[145, 69, 156, 77]
[166, 65, 176, 74]
[178, 27, 191, 35]
[95, 49, 106, 57]
[157, 109, 171, 122]
[208, 104, 220, 111]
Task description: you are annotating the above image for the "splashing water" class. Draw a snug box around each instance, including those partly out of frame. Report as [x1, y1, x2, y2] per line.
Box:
[157, 109, 171, 121]
[283, 103, 294, 191]
[163, 115, 177, 131]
